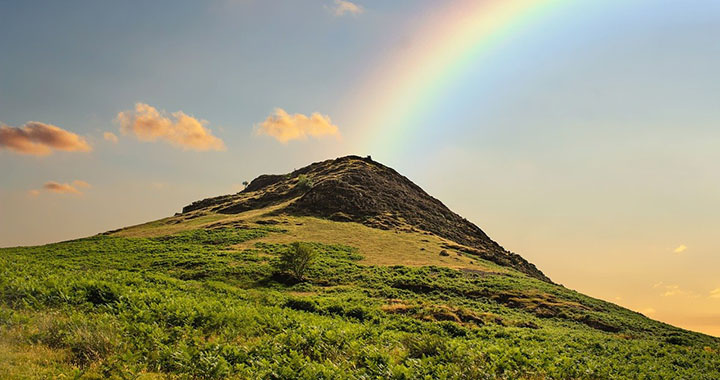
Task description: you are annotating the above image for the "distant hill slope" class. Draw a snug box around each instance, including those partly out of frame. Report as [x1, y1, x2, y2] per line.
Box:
[182, 155, 550, 282]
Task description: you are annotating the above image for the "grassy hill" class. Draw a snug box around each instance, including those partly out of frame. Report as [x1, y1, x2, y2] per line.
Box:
[1, 156, 719, 379]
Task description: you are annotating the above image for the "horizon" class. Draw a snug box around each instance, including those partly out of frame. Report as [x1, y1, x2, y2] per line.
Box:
[2, 0, 719, 339]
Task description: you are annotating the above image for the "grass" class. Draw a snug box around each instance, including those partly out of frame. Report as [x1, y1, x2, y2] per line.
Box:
[115, 208, 511, 272]
[1, 213, 719, 379]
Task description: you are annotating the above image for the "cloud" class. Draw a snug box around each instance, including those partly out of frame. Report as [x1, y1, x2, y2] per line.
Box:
[329, 0, 363, 16]
[256, 108, 340, 143]
[31, 180, 91, 195]
[711, 288, 720, 299]
[673, 244, 687, 254]
[104, 132, 119, 143]
[72, 180, 91, 188]
[0, 122, 92, 156]
[653, 282, 699, 298]
[116, 103, 225, 151]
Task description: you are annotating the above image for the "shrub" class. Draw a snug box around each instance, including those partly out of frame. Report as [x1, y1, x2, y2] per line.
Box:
[296, 175, 313, 190]
[277, 242, 317, 281]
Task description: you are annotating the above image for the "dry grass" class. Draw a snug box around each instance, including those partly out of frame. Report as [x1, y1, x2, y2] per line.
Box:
[110, 203, 509, 273]
[0, 327, 70, 379]
[233, 216, 504, 272]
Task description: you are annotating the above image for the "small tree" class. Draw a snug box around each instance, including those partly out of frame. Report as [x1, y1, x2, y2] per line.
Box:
[296, 174, 313, 190]
[278, 242, 317, 281]
[242, 181, 249, 188]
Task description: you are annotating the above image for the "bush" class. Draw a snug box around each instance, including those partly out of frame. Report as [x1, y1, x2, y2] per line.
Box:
[277, 242, 317, 281]
[296, 175, 313, 190]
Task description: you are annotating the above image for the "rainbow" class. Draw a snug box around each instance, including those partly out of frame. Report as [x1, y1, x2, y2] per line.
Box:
[350, 0, 570, 155]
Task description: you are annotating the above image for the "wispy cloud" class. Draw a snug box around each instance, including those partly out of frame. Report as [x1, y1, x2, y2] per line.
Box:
[116, 103, 225, 151]
[104, 131, 119, 143]
[328, 0, 363, 16]
[35, 180, 91, 195]
[653, 282, 699, 298]
[710, 288, 720, 299]
[673, 244, 688, 254]
[0, 122, 92, 156]
[256, 108, 340, 143]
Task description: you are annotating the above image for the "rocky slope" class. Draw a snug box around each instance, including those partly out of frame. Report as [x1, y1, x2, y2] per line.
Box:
[182, 155, 550, 282]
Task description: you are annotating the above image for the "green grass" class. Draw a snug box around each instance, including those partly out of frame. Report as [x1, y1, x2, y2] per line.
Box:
[1, 225, 719, 379]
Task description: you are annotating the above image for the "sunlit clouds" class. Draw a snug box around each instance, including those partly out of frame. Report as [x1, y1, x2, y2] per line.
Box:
[329, 0, 363, 16]
[256, 108, 340, 143]
[116, 103, 225, 151]
[104, 132, 119, 143]
[30, 180, 91, 196]
[673, 244, 688, 254]
[0, 122, 92, 156]
[653, 282, 699, 298]
[711, 289, 720, 299]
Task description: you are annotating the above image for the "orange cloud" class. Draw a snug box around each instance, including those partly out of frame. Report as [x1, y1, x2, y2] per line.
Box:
[330, 0, 363, 16]
[0, 122, 92, 156]
[711, 288, 720, 299]
[104, 132, 119, 143]
[32, 180, 91, 195]
[256, 108, 340, 143]
[116, 103, 225, 151]
[72, 180, 91, 188]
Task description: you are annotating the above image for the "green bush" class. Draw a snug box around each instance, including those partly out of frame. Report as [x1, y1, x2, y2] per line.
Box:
[276, 242, 317, 281]
[296, 174, 313, 190]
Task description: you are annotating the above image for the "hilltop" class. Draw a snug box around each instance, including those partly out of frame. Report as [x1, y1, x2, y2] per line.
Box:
[182, 155, 549, 282]
[1, 156, 718, 379]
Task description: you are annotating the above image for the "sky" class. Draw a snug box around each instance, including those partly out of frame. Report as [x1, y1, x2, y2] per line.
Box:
[1, 0, 719, 336]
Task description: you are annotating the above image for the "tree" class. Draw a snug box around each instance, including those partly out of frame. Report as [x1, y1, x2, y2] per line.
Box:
[242, 181, 249, 188]
[296, 174, 313, 190]
[277, 242, 317, 281]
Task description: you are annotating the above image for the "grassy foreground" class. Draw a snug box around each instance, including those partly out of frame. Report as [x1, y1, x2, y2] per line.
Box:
[1, 215, 719, 379]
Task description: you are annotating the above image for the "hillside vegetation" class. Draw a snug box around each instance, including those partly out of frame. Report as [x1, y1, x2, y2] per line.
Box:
[2, 156, 718, 379]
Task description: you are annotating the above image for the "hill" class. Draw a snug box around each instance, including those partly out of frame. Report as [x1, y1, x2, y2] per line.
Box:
[182, 155, 549, 282]
[1, 156, 718, 379]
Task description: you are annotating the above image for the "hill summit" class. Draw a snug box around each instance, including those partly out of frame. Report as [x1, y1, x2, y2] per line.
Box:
[182, 155, 550, 282]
